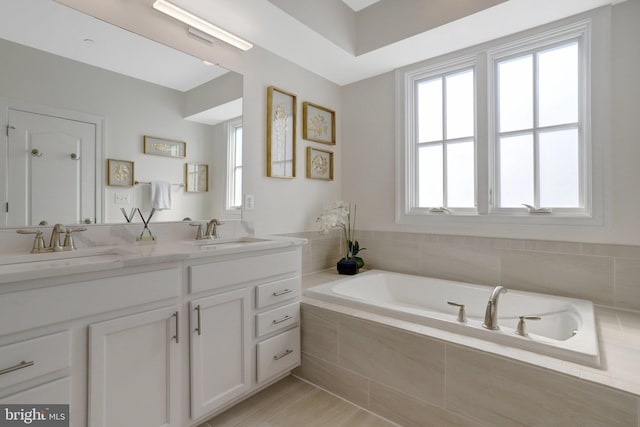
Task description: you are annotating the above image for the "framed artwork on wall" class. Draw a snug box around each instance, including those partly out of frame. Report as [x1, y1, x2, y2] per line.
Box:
[107, 158, 134, 187]
[143, 135, 186, 158]
[186, 163, 209, 192]
[303, 102, 335, 145]
[306, 147, 334, 181]
[267, 86, 296, 178]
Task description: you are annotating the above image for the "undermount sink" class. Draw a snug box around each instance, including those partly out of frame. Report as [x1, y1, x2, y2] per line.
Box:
[0, 246, 121, 266]
[0, 247, 124, 283]
[192, 236, 272, 250]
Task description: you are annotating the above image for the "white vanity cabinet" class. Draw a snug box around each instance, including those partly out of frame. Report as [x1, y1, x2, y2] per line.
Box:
[0, 265, 182, 427]
[187, 246, 302, 422]
[88, 306, 181, 427]
[189, 289, 251, 419]
[0, 238, 304, 427]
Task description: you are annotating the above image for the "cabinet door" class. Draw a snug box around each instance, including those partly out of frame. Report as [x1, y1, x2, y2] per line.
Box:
[190, 288, 251, 420]
[88, 306, 180, 427]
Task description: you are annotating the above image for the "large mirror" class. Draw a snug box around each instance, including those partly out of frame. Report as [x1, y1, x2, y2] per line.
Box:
[0, 0, 243, 227]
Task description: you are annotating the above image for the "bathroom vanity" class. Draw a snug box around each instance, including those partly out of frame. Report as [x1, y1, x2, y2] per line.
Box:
[0, 233, 304, 427]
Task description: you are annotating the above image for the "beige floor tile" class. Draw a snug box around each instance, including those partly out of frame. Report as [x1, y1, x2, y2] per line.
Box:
[206, 376, 315, 427]
[301, 304, 339, 363]
[337, 409, 397, 427]
[338, 314, 445, 406]
[293, 352, 369, 407]
[446, 344, 638, 427]
[258, 388, 359, 427]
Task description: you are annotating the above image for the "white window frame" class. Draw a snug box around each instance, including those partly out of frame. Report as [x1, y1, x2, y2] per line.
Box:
[224, 117, 242, 216]
[488, 21, 591, 218]
[396, 14, 606, 228]
[398, 54, 478, 217]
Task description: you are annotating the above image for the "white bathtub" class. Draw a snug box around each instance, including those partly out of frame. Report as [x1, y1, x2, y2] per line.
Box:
[305, 270, 600, 367]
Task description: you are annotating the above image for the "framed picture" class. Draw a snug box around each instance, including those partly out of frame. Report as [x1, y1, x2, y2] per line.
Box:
[303, 102, 335, 145]
[186, 163, 209, 192]
[267, 86, 296, 178]
[107, 159, 134, 187]
[144, 135, 186, 158]
[306, 147, 334, 181]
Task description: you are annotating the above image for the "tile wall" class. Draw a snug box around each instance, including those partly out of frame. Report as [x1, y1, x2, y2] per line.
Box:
[289, 230, 640, 312]
[293, 304, 640, 427]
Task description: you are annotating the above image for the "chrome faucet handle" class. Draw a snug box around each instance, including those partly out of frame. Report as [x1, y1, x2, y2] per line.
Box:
[190, 223, 207, 240]
[447, 301, 467, 323]
[16, 229, 47, 253]
[63, 227, 87, 251]
[516, 315, 541, 337]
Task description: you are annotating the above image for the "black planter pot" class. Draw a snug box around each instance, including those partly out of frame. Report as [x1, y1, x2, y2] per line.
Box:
[337, 257, 359, 275]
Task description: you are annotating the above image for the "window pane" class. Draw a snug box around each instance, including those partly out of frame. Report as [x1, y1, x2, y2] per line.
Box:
[233, 167, 243, 207]
[417, 78, 443, 143]
[446, 140, 475, 207]
[499, 134, 533, 207]
[538, 42, 579, 127]
[234, 127, 243, 166]
[539, 128, 579, 207]
[498, 55, 533, 132]
[418, 144, 443, 207]
[446, 69, 474, 139]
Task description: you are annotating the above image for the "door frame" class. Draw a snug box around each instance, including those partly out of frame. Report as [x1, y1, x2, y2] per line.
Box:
[0, 98, 105, 226]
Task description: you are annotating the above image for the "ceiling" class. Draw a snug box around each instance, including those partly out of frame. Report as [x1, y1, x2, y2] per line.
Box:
[0, 0, 227, 92]
[2, 0, 627, 90]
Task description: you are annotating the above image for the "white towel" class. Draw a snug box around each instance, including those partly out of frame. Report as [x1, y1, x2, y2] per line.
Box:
[150, 180, 172, 210]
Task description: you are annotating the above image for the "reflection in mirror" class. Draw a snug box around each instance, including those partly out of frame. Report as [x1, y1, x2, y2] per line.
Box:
[0, 0, 242, 227]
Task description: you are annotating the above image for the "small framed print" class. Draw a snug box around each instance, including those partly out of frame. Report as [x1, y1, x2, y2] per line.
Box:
[186, 163, 209, 192]
[303, 102, 335, 145]
[144, 135, 186, 158]
[306, 147, 334, 181]
[267, 86, 297, 178]
[107, 158, 134, 187]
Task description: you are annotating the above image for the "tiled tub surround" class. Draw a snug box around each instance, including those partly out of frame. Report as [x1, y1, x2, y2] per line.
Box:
[305, 270, 601, 367]
[296, 271, 640, 426]
[292, 230, 640, 312]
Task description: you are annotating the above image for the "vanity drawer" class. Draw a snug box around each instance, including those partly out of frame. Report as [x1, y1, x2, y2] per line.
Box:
[0, 331, 70, 390]
[255, 277, 300, 309]
[256, 302, 299, 337]
[256, 327, 300, 383]
[190, 250, 300, 294]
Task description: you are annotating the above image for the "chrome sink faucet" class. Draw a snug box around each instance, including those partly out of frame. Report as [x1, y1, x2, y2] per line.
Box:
[483, 285, 507, 330]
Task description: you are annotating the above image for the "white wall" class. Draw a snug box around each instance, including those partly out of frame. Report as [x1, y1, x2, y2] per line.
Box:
[0, 38, 225, 224]
[343, 2, 640, 245]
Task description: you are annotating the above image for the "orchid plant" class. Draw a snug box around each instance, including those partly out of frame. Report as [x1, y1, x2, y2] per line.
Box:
[317, 201, 366, 268]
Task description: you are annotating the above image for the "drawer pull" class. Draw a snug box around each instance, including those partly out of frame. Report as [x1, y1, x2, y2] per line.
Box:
[272, 289, 293, 297]
[195, 305, 202, 336]
[273, 349, 294, 361]
[272, 315, 293, 325]
[0, 360, 34, 376]
[172, 311, 179, 343]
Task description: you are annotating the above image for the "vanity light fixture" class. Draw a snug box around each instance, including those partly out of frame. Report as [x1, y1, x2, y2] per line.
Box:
[152, 0, 253, 51]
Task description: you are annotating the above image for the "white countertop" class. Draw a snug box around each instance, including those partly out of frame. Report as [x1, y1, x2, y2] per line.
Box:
[0, 235, 306, 284]
[302, 269, 640, 397]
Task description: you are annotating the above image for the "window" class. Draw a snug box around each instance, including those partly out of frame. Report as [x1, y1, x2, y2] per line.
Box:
[226, 118, 242, 213]
[491, 39, 585, 214]
[417, 68, 475, 210]
[397, 18, 600, 225]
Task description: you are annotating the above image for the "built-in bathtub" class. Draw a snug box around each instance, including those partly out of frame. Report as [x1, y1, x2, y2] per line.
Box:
[305, 270, 600, 367]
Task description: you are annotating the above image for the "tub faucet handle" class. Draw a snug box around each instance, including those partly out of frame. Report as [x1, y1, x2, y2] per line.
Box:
[447, 301, 467, 323]
[516, 315, 541, 337]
